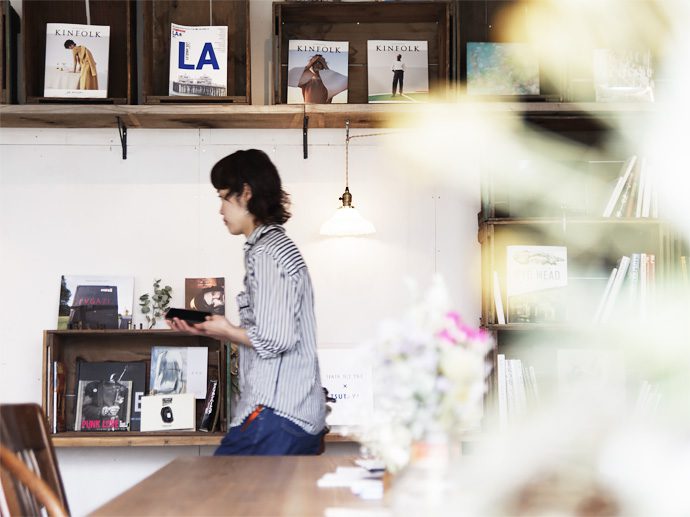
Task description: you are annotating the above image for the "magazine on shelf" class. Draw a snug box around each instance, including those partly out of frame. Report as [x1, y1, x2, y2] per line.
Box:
[169, 23, 228, 96]
[150, 346, 208, 399]
[287, 39, 349, 104]
[366, 40, 428, 103]
[506, 245, 568, 323]
[467, 42, 539, 96]
[58, 275, 134, 330]
[185, 277, 225, 315]
[75, 378, 132, 431]
[593, 48, 654, 102]
[44, 23, 110, 98]
[76, 360, 146, 431]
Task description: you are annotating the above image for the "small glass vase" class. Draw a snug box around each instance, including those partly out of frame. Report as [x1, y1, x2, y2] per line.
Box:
[389, 431, 460, 515]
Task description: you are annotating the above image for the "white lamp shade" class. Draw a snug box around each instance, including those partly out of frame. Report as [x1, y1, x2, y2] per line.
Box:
[320, 206, 376, 236]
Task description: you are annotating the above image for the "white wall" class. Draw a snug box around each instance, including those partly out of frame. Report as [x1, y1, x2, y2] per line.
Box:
[0, 127, 481, 515]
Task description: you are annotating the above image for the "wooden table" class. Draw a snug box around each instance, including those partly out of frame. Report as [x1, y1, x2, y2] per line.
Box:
[91, 455, 389, 516]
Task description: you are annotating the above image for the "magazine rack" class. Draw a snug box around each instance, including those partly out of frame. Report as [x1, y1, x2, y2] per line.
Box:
[1, 0, 19, 104]
[22, 0, 135, 104]
[42, 330, 228, 447]
[142, 0, 250, 104]
[273, 1, 451, 104]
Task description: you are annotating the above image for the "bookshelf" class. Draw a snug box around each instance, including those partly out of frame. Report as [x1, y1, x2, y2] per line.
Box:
[273, 1, 451, 104]
[478, 115, 682, 424]
[42, 330, 228, 447]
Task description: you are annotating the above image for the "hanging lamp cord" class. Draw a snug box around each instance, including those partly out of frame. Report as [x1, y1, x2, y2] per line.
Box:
[344, 119, 397, 191]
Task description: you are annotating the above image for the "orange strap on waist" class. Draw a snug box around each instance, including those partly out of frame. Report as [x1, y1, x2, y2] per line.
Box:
[241, 405, 264, 431]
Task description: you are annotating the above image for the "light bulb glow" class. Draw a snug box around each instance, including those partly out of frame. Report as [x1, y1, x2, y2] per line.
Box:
[320, 206, 376, 236]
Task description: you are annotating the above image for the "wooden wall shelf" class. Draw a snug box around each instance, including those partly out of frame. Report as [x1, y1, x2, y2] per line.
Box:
[0, 102, 656, 130]
[51, 432, 355, 448]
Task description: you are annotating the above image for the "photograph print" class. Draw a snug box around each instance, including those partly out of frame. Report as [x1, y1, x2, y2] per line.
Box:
[58, 275, 134, 330]
[367, 40, 429, 103]
[44, 23, 110, 98]
[185, 277, 225, 315]
[467, 42, 540, 96]
[287, 39, 349, 104]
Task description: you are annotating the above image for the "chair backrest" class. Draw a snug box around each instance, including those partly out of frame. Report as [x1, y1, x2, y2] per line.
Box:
[0, 403, 70, 515]
[0, 445, 68, 517]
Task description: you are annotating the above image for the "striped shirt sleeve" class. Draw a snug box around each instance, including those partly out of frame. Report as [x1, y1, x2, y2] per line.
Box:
[246, 250, 299, 359]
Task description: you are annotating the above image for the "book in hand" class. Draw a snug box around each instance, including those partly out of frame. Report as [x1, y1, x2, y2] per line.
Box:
[165, 307, 211, 325]
[44, 23, 109, 98]
[367, 40, 428, 103]
[198, 378, 220, 432]
[287, 40, 349, 104]
[169, 23, 228, 96]
[76, 360, 146, 431]
[185, 277, 225, 315]
[506, 245, 568, 323]
[75, 378, 132, 431]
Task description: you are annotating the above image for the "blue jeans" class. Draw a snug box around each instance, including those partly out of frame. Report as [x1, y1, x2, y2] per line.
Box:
[214, 407, 323, 456]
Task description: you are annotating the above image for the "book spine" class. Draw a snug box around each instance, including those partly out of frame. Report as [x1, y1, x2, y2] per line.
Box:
[601, 255, 631, 322]
[594, 266, 618, 323]
[199, 378, 219, 432]
[603, 155, 636, 217]
[493, 271, 506, 325]
[614, 163, 637, 218]
[496, 354, 508, 429]
[635, 158, 646, 217]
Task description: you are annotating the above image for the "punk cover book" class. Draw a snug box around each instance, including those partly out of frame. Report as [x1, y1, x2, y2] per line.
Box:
[367, 40, 429, 103]
[169, 23, 228, 96]
[75, 378, 132, 432]
[287, 40, 349, 104]
[76, 361, 146, 431]
[506, 245, 568, 323]
[44, 23, 110, 98]
[185, 277, 225, 315]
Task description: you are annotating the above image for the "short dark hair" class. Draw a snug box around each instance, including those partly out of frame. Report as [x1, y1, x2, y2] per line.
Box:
[64, 40, 76, 48]
[211, 149, 291, 225]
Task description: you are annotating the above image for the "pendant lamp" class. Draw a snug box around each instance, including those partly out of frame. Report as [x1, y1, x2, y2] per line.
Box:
[320, 121, 376, 236]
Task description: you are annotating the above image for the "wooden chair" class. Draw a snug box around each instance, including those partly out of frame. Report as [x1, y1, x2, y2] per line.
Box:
[0, 404, 70, 516]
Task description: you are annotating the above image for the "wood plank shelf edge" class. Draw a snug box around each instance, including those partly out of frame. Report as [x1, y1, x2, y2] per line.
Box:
[0, 102, 658, 130]
[51, 432, 357, 447]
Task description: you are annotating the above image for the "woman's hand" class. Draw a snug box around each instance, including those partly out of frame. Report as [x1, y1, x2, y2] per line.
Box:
[167, 314, 234, 341]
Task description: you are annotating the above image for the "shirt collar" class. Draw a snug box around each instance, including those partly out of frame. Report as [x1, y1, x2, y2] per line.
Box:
[245, 224, 284, 249]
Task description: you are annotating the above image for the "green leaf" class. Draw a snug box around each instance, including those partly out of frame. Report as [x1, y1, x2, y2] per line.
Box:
[141, 307, 150, 314]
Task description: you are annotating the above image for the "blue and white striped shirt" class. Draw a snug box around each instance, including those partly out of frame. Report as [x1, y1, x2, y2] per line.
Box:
[231, 224, 326, 435]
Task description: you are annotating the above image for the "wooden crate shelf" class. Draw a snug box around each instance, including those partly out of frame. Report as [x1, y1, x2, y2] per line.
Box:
[142, 0, 250, 105]
[22, 0, 136, 104]
[273, 1, 451, 104]
[43, 330, 228, 444]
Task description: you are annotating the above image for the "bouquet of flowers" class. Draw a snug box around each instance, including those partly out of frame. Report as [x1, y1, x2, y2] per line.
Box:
[356, 276, 493, 472]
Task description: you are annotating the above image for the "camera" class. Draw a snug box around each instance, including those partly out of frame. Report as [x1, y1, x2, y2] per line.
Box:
[160, 398, 174, 423]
